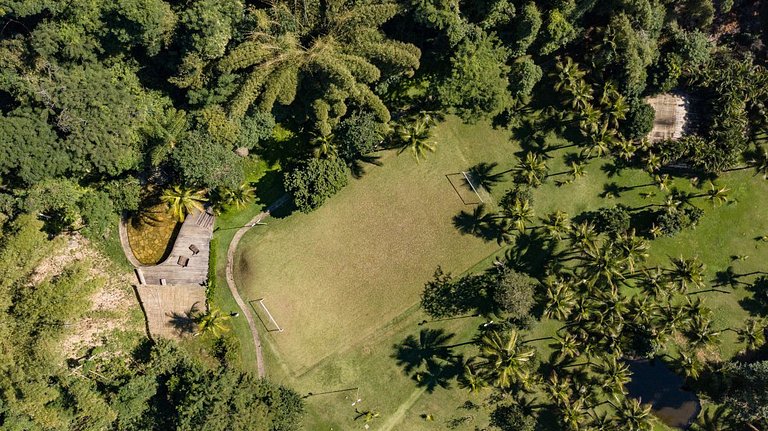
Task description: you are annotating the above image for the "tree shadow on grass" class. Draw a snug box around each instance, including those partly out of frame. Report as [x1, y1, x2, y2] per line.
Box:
[392, 328, 469, 393]
[739, 275, 768, 317]
[453, 205, 512, 245]
[253, 170, 295, 219]
[467, 162, 506, 191]
[348, 154, 383, 179]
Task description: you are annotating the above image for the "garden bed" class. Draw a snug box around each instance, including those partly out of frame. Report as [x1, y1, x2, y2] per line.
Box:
[126, 204, 181, 265]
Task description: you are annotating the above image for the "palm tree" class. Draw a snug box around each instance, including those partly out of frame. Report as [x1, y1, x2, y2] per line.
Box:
[654, 173, 671, 191]
[687, 314, 721, 349]
[396, 112, 436, 162]
[195, 307, 231, 338]
[579, 104, 602, 135]
[703, 181, 730, 207]
[222, 182, 256, 209]
[147, 107, 188, 166]
[161, 185, 208, 222]
[544, 277, 576, 320]
[554, 333, 582, 360]
[591, 355, 632, 401]
[747, 145, 768, 179]
[581, 243, 626, 293]
[569, 160, 587, 181]
[613, 397, 654, 431]
[582, 122, 615, 159]
[677, 348, 705, 380]
[505, 198, 535, 233]
[607, 94, 629, 129]
[559, 397, 590, 431]
[644, 152, 662, 173]
[569, 221, 599, 254]
[552, 56, 587, 93]
[516, 152, 549, 187]
[478, 330, 536, 389]
[614, 230, 649, 274]
[567, 79, 594, 112]
[312, 133, 338, 159]
[457, 362, 488, 393]
[541, 211, 571, 241]
[667, 256, 706, 292]
[690, 405, 733, 431]
[737, 318, 765, 351]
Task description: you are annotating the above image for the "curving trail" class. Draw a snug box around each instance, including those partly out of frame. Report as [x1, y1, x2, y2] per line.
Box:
[225, 195, 290, 378]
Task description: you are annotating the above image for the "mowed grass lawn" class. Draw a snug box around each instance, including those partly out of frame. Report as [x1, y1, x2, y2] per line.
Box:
[234, 116, 515, 375]
[227, 115, 768, 430]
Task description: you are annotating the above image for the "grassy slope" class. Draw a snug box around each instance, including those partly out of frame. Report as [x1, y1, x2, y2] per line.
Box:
[218, 116, 766, 430]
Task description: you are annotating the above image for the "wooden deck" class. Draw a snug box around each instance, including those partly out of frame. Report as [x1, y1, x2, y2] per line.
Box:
[135, 284, 206, 338]
[136, 209, 214, 286]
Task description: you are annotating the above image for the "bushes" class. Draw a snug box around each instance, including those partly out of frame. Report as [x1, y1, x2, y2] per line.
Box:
[492, 267, 536, 323]
[622, 99, 655, 140]
[336, 112, 383, 162]
[283, 157, 349, 213]
[592, 205, 631, 235]
[654, 207, 703, 237]
[237, 111, 275, 150]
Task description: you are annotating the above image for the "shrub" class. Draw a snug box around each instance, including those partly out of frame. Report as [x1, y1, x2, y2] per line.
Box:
[105, 177, 142, 213]
[173, 131, 244, 190]
[79, 190, 115, 240]
[237, 111, 275, 150]
[493, 267, 536, 322]
[622, 99, 655, 140]
[491, 404, 536, 431]
[283, 157, 349, 213]
[654, 207, 703, 237]
[593, 205, 631, 235]
[509, 58, 542, 99]
[336, 112, 383, 161]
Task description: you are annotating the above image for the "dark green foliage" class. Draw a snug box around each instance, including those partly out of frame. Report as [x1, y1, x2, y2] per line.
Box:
[78, 190, 115, 240]
[499, 186, 534, 210]
[593, 205, 631, 235]
[510, 2, 542, 56]
[104, 178, 143, 213]
[212, 334, 241, 367]
[438, 30, 511, 122]
[509, 58, 542, 99]
[679, 0, 715, 30]
[178, 0, 242, 59]
[173, 132, 244, 190]
[490, 403, 537, 431]
[0, 109, 68, 185]
[654, 207, 704, 237]
[723, 361, 768, 426]
[237, 111, 275, 150]
[336, 112, 384, 161]
[622, 99, 655, 140]
[420, 267, 490, 318]
[538, 8, 578, 56]
[23, 179, 84, 233]
[493, 267, 536, 322]
[284, 158, 349, 213]
[673, 29, 712, 69]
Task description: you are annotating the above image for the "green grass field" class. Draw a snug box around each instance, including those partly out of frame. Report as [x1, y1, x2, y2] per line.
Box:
[218, 116, 768, 430]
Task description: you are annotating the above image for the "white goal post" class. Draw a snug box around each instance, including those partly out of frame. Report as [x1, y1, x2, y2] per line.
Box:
[462, 171, 485, 204]
[257, 298, 284, 332]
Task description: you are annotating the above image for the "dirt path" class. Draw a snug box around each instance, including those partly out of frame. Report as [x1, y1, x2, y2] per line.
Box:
[225, 195, 290, 378]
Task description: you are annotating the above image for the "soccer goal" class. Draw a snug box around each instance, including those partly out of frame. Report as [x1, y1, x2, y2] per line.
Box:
[446, 170, 492, 205]
[251, 298, 284, 332]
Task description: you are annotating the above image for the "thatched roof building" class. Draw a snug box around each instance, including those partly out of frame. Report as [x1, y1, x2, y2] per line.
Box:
[646, 93, 690, 143]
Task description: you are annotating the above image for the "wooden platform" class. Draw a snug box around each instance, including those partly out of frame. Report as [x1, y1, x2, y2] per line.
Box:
[135, 284, 206, 338]
[137, 209, 214, 286]
[647, 93, 688, 143]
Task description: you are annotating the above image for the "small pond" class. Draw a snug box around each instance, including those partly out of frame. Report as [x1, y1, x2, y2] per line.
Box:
[625, 359, 701, 429]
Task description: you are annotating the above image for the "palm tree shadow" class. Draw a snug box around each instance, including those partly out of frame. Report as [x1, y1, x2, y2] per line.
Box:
[348, 154, 383, 179]
[392, 328, 455, 375]
[452, 206, 511, 245]
[467, 162, 505, 191]
[167, 302, 201, 336]
[739, 275, 768, 317]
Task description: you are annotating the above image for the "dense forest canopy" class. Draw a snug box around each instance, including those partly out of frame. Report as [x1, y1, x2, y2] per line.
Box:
[2, 0, 768, 429]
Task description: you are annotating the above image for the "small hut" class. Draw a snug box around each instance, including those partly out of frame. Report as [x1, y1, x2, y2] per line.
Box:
[646, 93, 690, 143]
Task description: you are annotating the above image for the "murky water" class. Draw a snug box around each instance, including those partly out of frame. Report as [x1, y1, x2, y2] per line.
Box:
[625, 359, 701, 429]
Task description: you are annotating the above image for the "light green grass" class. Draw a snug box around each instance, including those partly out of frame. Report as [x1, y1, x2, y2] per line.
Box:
[222, 117, 767, 430]
[235, 117, 515, 375]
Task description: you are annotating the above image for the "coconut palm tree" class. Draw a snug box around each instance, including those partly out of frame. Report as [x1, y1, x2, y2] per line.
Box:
[613, 397, 654, 431]
[457, 362, 488, 393]
[582, 123, 615, 159]
[614, 230, 649, 274]
[396, 112, 436, 162]
[222, 182, 256, 209]
[554, 333, 582, 360]
[505, 197, 535, 233]
[478, 330, 536, 389]
[644, 152, 662, 173]
[541, 211, 571, 241]
[196, 307, 231, 338]
[592, 355, 632, 401]
[516, 152, 549, 187]
[161, 185, 208, 222]
[569, 160, 587, 181]
[703, 181, 730, 207]
[579, 104, 602, 135]
[606, 94, 629, 129]
[552, 56, 587, 93]
[654, 174, 671, 191]
[687, 314, 721, 349]
[581, 243, 626, 293]
[544, 277, 576, 320]
[568, 79, 594, 112]
[677, 348, 705, 380]
[545, 371, 573, 406]
[690, 405, 733, 431]
[312, 133, 339, 159]
[559, 397, 590, 431]
[147, 107, 189, 166]
[569, 221, 599, 254]
[737, 318, 765, 351]
[667, 256, 706, 292]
